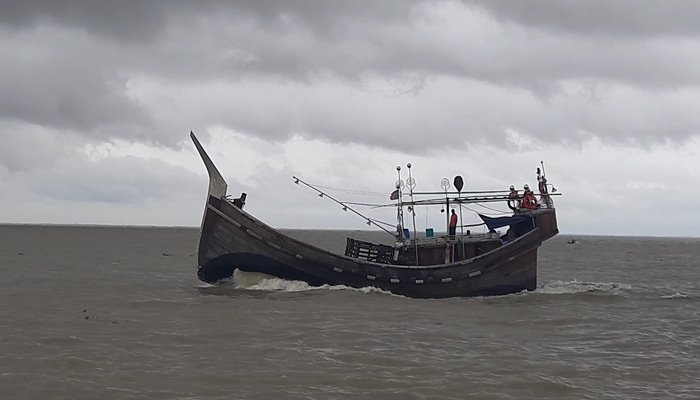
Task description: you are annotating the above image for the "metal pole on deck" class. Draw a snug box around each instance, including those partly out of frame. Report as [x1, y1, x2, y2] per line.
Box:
[441, 178, 451, 263]
[454, 175, 465, 260]
[441, 177, 450, 235]
[407, 163, 418, 266]
[396, 166, 405, 237]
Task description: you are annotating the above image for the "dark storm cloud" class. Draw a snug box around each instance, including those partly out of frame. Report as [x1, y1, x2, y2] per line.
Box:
[4, 0, 700, 84]
[0, 0, 427, 146]
[0, 51, 149, 133]
[0, 0, 420, 41]
[464, 0, 700, 38]
[0, 0, 166, 42]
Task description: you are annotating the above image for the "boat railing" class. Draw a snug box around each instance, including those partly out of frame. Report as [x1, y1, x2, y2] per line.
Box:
[538, 194, 554, 209]
[406, 231, 501, 246]
[344, 238, 395, 264]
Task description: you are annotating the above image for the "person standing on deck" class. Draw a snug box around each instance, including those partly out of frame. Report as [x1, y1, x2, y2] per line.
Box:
[538, 175, 552, 208]
[449, 209, 458, 238]
[507, 185, 519, 211]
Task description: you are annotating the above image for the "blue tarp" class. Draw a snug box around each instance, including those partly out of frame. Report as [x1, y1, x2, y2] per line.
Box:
[479, 214, 532, 231]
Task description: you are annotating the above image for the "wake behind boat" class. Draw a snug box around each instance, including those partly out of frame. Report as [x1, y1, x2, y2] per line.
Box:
[190, 132, 559, 298]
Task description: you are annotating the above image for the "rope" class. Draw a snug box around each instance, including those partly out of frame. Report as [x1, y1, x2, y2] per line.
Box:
[370, 218, 398, 228]
[474, 202, 511, 214]
[303, 182, 390, 197]
[461, 204, 505, 217]
[343, 201, 389, 207]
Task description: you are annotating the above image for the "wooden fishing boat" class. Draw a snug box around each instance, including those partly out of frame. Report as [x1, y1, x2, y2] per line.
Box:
[190, 132, 559, 298]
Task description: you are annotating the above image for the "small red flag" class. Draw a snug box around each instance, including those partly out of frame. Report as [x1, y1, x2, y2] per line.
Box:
[390, 190, 399, 200]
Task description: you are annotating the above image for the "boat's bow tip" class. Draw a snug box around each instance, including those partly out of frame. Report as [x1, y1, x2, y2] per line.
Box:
[190, 130, 228, 198]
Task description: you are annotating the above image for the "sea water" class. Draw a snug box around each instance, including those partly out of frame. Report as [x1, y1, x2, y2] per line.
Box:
[0, 225, 698, 399]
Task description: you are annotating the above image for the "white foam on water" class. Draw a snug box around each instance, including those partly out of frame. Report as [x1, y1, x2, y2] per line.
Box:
[231, 269, 396, 296]
[660, 292, 689, 299]
[319, 283, 398, 296]
[537, 280, 633, 295]
[216, 272, 641, 298]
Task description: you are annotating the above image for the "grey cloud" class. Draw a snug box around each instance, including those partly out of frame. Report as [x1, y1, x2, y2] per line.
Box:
[0, 153, 205, 225]
[30, 154, 201, 204]
[2, 0, 700, 155]
[0, 65, 148, 134]
[0, 27, 157, 144]
[193, 77, 700, 154]
[0, 127, 81, 172]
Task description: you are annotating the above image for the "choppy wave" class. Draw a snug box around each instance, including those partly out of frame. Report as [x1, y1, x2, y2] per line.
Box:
[659, 292, 691, 299]
[535, 281, 698, 300]
[209, 272, 696, 301]
[218, 273, 642, 299]
[537, 280, 633, 295]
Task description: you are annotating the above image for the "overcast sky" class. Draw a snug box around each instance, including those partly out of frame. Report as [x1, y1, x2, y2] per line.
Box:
[2, 0, 700, 237]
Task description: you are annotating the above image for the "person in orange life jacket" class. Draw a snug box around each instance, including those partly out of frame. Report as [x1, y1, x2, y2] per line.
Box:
[449, 209, 458, 237]
[521, 184, 538, 210]
[507, 185, 519, 211]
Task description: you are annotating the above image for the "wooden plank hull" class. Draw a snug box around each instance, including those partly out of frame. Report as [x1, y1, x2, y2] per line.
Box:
[196, 195, 558, 298]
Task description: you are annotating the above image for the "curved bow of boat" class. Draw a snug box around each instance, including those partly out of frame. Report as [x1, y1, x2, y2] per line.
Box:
[190, 131, 228, 198]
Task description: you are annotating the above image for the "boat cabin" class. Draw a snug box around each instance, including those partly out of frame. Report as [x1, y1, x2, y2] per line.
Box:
[344, 208, 557, 266]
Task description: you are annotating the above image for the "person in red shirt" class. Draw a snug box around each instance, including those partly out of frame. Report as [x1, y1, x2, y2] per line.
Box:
[449, 209, 458, 237]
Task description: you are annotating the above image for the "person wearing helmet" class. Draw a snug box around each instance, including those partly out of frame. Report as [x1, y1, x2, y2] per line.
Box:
[521, 184, 538, 210]
[507, 185, 519, 211]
